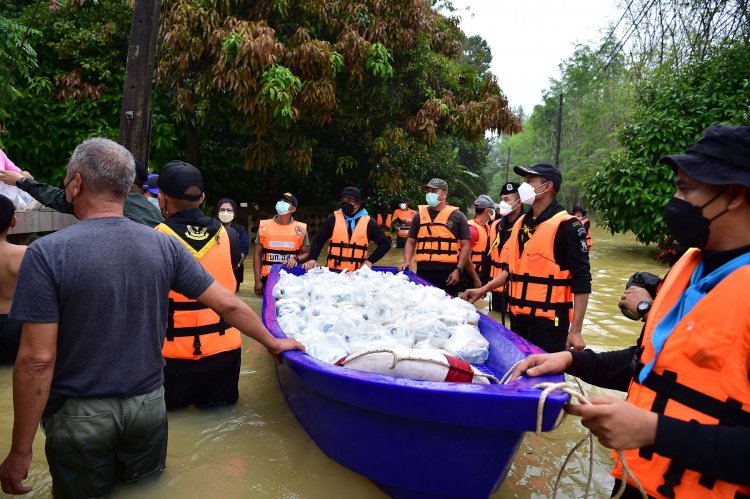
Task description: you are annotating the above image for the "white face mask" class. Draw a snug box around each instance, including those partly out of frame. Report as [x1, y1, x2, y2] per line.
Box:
[399, 203, 407, 210]
[275, 201, 291, 215]
[218, 210, 234, 223]
[518, 181, 549, 205]
[498, 201, 513, 216]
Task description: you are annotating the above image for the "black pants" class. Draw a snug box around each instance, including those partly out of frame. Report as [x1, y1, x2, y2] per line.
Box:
[164, 349, 241, 410]
[416, 267, 461, 296]
[509, 313, 568, 353]
[396, 236, 408, 248]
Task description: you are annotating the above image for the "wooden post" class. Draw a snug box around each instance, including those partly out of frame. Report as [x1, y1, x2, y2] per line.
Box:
[119, 0, 160, 164]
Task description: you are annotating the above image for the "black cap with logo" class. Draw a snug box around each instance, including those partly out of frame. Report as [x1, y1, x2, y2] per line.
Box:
[150, 160, 204, 201]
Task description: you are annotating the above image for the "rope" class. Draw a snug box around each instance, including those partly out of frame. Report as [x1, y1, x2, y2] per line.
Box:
[532, 381, 648, 499]
[338, 349, 501, 384]
[498, 362, 645, 498]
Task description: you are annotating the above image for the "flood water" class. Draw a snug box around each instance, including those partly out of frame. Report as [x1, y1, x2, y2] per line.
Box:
[0, 225, 665, 498]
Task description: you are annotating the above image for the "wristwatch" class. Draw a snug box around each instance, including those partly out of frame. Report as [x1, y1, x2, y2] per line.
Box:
[636, 300, 653, 319]
[455, 266, 464, 274]
[15, 176, 28, 188]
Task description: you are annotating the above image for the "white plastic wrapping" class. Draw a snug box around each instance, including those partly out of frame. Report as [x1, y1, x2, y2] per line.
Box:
[274, 266, 489, 365]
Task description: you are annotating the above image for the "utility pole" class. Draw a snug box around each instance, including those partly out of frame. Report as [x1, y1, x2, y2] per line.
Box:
[503, 147, 511, 183]
[554, 93, 563, 167]
[119, 0, 160, 165]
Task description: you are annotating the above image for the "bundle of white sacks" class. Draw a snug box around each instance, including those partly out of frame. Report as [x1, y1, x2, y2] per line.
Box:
[274, 266, 490, 365]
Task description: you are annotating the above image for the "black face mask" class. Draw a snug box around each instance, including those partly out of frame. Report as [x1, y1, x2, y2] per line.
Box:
[63, 174, 76, 214]
[662, 191, 728, 249]
[340, 202, 356, 217]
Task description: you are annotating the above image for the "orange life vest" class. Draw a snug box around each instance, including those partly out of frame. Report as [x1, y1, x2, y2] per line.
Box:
[414, 205, 460, 264]
[376, 213, 392, 232]
[488, 217, 516, 280]
[392, 208, 416, 238]
[258, 218, 307, 276]
[326, 210, 370, 271]
[612, 248, 750, 499]
[582, 217, 592, 250]
[506, 212, 575, 322]
[467, 219, 489, 276]
[155, 223, 241, 360]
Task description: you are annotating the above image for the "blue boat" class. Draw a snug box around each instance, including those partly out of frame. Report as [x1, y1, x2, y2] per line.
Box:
[262, 266, 568, 498]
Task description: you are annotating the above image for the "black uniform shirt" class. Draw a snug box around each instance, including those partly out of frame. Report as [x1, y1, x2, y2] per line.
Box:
[308, 212, 391, 264]
[515, 200, 591, 294]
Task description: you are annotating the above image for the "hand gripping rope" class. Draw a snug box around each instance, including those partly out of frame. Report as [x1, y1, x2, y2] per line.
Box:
[500, 361, 648, 499]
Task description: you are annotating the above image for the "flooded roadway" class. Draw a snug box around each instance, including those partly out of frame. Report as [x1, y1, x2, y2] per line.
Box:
[0, 225, 665, 498]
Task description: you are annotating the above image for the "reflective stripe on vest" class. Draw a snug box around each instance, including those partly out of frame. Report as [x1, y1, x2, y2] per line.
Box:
[258, 218, 307, 276]
[467, 219, 489, 275]
[326, 211, 370, 271]
[414, 205, 460, 264]
[611, 248, 750, 498]
[155, 223, 241, 360]
[393, 208, 416, 238]
[506, 212, 574, 321]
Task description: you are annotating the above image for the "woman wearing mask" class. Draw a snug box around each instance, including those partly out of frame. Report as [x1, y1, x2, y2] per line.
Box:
[253, 193, 309, 295]
[217, 198, 249, 292]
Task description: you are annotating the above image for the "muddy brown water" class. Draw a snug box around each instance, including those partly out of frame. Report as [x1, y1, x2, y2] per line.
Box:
[0, 226, 665, 498]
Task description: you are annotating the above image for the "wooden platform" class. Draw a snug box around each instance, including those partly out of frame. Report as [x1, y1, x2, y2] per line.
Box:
[9, 208, 77, 235]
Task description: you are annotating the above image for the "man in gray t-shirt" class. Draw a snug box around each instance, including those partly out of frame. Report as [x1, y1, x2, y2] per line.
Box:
[0, 138, 303, 497]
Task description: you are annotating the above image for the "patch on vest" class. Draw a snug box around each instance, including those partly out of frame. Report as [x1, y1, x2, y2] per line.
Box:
[185, 225, 210, 241]
[580, 239, 588, 253]
[577, 226, 587, 238]
[295, 225, 305, 237]
[267, 252, 290, 263]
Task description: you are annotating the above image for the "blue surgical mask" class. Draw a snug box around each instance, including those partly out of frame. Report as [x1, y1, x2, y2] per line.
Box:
[275, 201, 291, 215]
[147, 197, 160, 208]
[425, 192, 439, 207]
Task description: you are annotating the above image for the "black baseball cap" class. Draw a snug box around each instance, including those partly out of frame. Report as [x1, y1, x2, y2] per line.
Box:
[514, 163, 562, 191]
[151, 160, 204, 201]
[659, 125, 750, 188]
[500, 182, 520, 195]
[279, 192, 299, 208]
[339, 187, 364, 202]
[400, 195, 409, 203]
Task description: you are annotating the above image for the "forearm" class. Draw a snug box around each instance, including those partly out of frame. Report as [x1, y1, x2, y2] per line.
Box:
[253, 246, 262, 282]
[457, 242, 471, 269]
[366, 239, 391, 264]
[570, 293, 589, 333]
[402, 239, 415, 264]
[482, 270, 508, 293]
[653, 416, 750, 485]
[297, 245, 310, 262]
[464, 259, 480, 283]
[567, 347, 637, 391]
[19, 180, 72, 214]
[219, 294, 278, 349]
[12, 353, 54, 453]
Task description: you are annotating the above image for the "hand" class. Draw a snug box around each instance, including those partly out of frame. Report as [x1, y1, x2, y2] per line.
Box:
[460, 288, 484, 304]
[398, 261, 411, 272]
[565, 330, 586, 351]
[509, 351, 572, 381]
[0, 170, 23, 186]
[302, 260, 317, 271]
[0, 448, 33, 494]
[363, 260, 373, 268]
[267, 338, 306, 363]
[446, 269, 460, 286]
[285, 256, 298, 268]
[253, 281, 263, 296]
[619, 286, 653, 318]
[565, 396, 658, 450]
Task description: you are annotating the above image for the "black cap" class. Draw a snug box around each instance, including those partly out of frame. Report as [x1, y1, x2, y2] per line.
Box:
[421, 178, 449, 191]
[659, 125, 750, 188]
[514, 163, 562, 191]
[400, 195, 409, 203]
[153, 160, 204, 201]
[134, 160, 148, 184]
[339, 187, 364, 202]
[500, 182, 520, 195]
[572, 205, 587, 216]
[279, 192, 298, 208]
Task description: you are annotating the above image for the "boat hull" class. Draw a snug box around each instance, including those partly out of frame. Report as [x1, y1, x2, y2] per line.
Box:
[263, 266, 567, 498]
